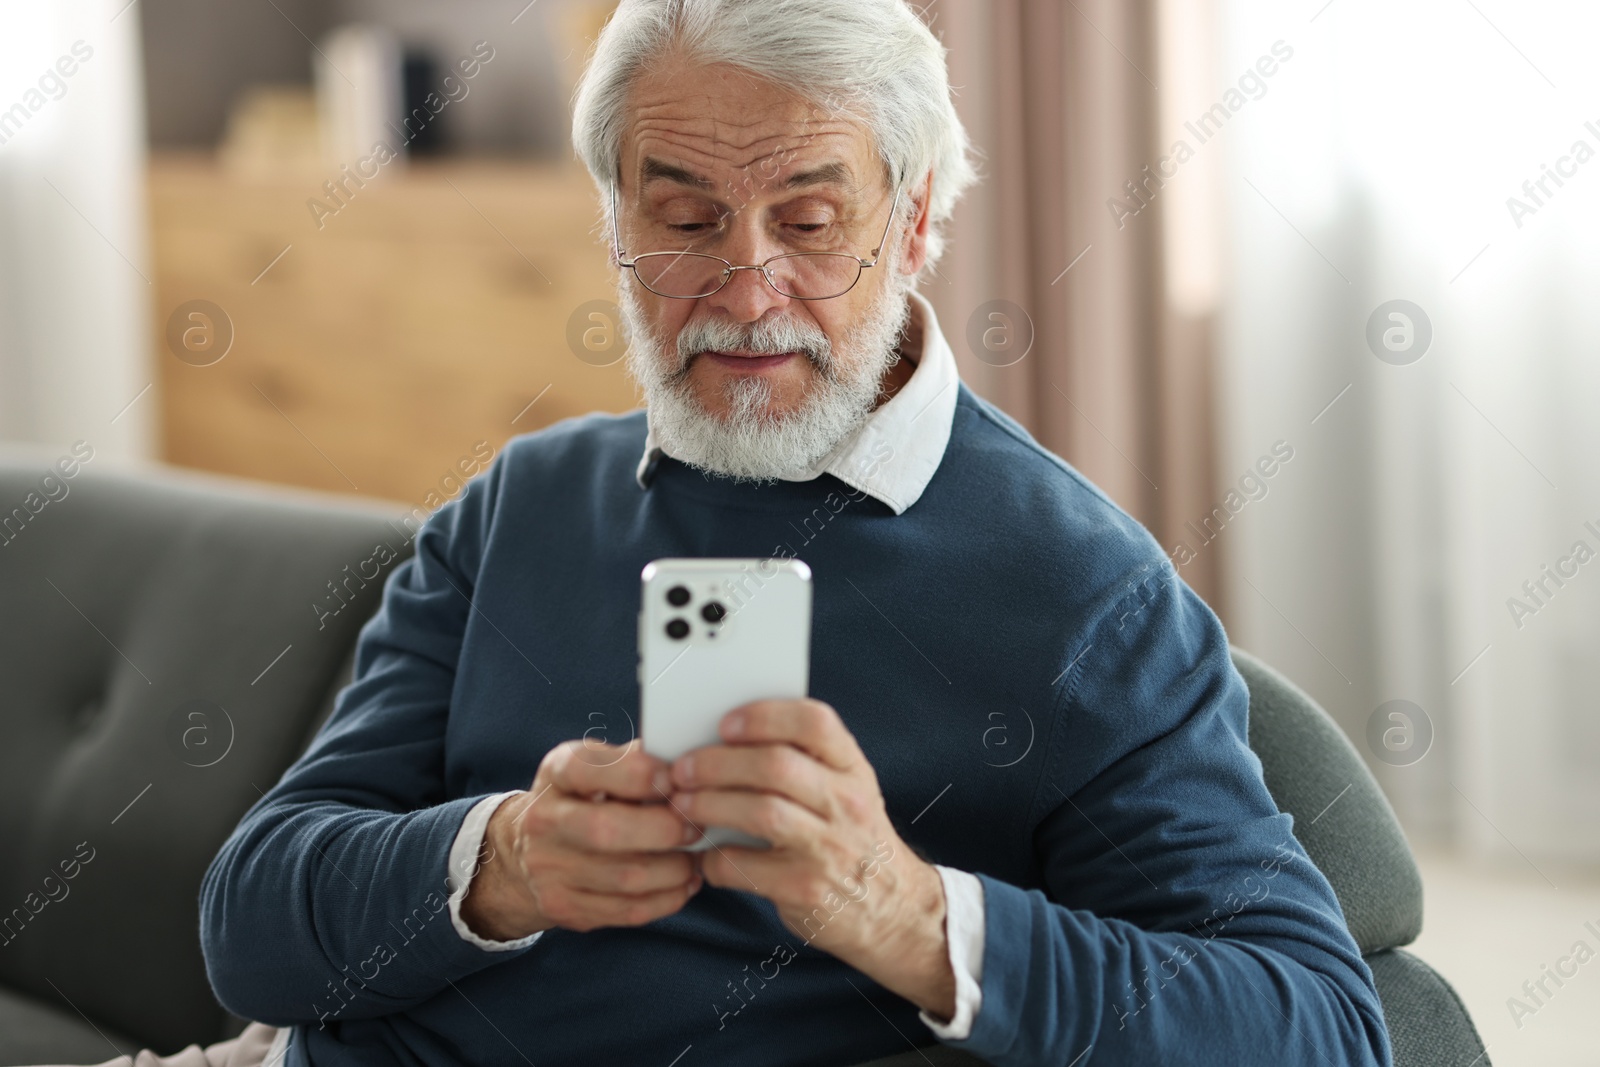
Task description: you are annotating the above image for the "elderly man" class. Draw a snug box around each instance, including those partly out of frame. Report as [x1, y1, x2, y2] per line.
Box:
[49, 2, 1389, 1066]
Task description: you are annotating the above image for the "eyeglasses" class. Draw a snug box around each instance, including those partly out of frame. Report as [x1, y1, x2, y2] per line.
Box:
[610, 184, 902, 301]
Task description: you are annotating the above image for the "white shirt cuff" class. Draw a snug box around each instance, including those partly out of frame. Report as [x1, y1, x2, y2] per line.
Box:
[447, 790, 544, 951]
[917, 864, 985, 1040]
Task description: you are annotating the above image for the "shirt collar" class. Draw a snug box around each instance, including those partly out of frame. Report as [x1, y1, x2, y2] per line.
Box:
[634, 289, 959, 514]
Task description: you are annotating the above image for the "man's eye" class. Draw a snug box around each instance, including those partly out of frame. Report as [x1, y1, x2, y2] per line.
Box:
[784, 219, 838, 237]
[670, 223, 715, 233]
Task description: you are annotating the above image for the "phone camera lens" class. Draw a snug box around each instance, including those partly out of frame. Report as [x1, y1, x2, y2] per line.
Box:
[701, 601, 726, 624]
[665, 618, 690, 640]
[666, 585, 691, 607]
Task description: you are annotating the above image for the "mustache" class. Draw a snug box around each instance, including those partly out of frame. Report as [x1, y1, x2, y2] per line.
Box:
[670, 314, 834, 382]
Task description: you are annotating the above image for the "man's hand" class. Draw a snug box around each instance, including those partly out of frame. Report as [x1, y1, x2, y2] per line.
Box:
[665, 699, 957, 1022]
[461, 739, 704, 942]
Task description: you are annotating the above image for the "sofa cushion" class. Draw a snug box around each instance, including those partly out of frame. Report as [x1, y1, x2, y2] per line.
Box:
[0, 451, 415, 1052]
[1367, 948, 1490, 1066]
[0, 986, 140, 1066]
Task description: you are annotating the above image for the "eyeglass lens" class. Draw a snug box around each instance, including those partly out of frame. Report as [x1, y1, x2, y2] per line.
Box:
[634, 252, 863, 299]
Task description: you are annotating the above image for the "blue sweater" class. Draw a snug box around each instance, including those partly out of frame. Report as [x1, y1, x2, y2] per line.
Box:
[199, 383, 1391, 1067]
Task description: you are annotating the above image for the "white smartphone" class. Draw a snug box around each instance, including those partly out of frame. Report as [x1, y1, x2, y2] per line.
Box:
[638, 557, 813, 851]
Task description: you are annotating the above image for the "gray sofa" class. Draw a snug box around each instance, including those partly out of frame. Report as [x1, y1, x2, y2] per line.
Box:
[0, 453, 1487, 1065]
[0, 451, 415, 1061]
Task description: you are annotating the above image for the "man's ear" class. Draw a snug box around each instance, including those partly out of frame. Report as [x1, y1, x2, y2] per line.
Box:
[897, 169, 935, 278]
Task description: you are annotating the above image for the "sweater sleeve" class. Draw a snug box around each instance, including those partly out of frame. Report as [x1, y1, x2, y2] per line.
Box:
[934, 556, 1393, 1067]
[198, 458, 540, 1026]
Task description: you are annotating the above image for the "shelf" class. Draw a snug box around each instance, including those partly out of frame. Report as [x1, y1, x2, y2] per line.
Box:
[149, 153, 637, 506]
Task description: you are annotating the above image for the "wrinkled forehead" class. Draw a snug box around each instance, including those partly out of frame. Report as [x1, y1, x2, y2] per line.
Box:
[618, 58, 887, 201]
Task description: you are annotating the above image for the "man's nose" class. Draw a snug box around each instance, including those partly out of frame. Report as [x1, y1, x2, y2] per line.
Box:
[704, 221, 790, 324]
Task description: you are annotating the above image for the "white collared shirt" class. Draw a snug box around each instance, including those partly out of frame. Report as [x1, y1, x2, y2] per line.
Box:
[448, 289, 986, 1040]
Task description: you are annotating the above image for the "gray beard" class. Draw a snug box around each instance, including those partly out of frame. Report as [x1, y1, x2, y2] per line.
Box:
[619, 271, 913, 484]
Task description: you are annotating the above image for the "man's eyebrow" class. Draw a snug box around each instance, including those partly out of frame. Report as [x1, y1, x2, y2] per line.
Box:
[784, 162, 853, 189]
[638, 157, 856, 193]
[640, 157, 713, 189]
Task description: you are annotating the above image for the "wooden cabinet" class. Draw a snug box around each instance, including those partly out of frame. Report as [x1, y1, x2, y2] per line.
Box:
[149, 154, 637, 505]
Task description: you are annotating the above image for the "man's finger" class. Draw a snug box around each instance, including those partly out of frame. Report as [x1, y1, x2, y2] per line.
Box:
[557, 880, 702, 932]
[543, 738, 671, 801]
[548, 794, 698, 853]
[671, 787, 826, 849]
[721, 698, 861, 772]
[566, 852, 699, 895]
[672, 742, 833, 818]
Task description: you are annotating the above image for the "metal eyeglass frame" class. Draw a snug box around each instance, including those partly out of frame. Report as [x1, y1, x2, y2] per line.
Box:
[610, 183, 903, 301]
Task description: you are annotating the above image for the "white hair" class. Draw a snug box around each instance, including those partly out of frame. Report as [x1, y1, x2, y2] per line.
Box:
[571, 0, 980, 280]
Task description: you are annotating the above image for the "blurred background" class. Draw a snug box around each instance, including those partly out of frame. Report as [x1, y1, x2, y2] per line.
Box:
[1, 1, 1596, 1062]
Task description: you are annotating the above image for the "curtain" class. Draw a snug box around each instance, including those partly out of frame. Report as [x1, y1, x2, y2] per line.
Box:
[922, 0, 1224, 610]
[1217, 0, 1600, 862]
[0, 0, 153, 459]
